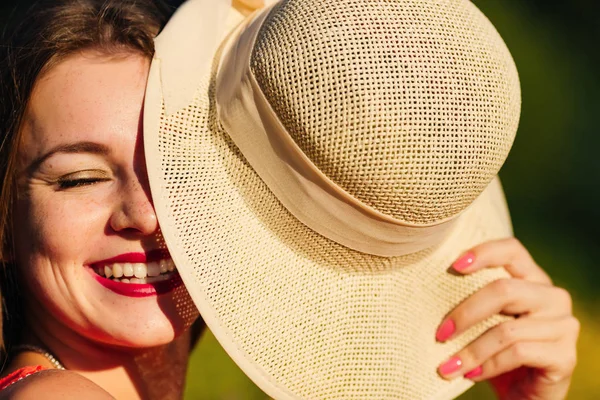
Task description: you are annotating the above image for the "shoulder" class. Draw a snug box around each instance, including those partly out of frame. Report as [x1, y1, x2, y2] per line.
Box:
[0, 370, 114, 400]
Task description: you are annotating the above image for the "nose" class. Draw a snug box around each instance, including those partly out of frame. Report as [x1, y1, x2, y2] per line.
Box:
[109, 177, 158, 236]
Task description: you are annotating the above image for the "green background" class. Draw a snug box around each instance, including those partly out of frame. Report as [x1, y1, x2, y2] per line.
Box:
[184, 1, 600, 399]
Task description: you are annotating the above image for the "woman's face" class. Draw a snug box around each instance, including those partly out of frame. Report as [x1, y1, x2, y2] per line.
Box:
[12, 51, 197, 349]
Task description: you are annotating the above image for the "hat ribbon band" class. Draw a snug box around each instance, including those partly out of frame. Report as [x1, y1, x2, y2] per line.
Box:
[216, 6, 458, 257]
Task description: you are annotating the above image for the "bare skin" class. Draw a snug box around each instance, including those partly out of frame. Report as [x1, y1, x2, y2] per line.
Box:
[6, 51, 199, 399]
[0, 2, 260, 399]
[438, 238, 579, 399]
[1, 4, 578, 397]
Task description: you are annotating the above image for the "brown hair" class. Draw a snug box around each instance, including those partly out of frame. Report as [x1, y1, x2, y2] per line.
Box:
[0, 0, 173, 363]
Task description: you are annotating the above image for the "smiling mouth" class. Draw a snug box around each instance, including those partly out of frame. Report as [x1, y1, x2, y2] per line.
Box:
[94, 259, 177, 284]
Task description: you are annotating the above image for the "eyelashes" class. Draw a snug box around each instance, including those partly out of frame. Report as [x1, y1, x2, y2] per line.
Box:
[57, 177, 110, 190]
[55, 170, 111, 190]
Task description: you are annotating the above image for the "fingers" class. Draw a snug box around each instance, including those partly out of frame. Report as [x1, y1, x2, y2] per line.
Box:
[437, 237, 579, 397]
[477, 339, 577, 384]
[436, 280, 573, 342]
[445, 340, 576, 390]
[437, 316, 579, 380]
[452, 237, 552, 285]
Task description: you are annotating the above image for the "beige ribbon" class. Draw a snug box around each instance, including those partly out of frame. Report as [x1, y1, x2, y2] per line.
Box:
[216, 5, 459, 257]
[232, 0, 265, 15]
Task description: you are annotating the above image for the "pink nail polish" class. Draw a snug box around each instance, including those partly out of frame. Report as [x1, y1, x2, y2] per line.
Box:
[436, 319, 456, 342]
[439, 356, 462, 376]
[465, 366, 483, 379]
[453, 252, 475, 271]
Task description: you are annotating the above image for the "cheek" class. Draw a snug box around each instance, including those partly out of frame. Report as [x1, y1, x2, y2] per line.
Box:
[158, 285, 200, 335]
[13, 190, 111, 266]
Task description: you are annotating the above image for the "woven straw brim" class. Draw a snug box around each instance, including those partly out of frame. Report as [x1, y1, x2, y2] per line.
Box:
[144, 62, 512, 400]
[144, 8, 513, 400]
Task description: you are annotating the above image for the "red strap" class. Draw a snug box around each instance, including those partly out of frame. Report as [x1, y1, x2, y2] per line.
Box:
[0, 365, 46, 390]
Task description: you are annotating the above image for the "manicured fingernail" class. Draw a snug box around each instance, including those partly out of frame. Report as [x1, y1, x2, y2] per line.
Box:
[439, 356, 462, 376]
[453, 251, 475, 271]
[436, 319, 456, 342]
[465, 366, 483, 379]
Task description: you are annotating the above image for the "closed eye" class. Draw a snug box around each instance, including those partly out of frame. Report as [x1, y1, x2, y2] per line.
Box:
[57, 177, 110, 190]
[56, 170, 111, 190]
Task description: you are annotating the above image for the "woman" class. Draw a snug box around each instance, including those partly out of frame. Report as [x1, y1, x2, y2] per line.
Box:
[0, 1, 201, 398]
[0, 0, 579, 399]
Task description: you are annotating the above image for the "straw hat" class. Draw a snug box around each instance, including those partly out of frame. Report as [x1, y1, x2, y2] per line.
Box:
[144, 0, 521, 398]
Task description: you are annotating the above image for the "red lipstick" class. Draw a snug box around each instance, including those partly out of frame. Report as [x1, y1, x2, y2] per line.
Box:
[93, 250, 170, 266]
[91, 271, 183, 297]
[89, 251, 183, 298]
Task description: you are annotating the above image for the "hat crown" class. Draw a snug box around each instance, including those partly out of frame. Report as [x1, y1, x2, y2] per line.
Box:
[250, 0, 521, 225]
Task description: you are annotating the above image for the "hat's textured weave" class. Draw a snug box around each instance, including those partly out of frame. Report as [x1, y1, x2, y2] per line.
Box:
[145, 0, 521, 398]
[251, 0, 520, 224]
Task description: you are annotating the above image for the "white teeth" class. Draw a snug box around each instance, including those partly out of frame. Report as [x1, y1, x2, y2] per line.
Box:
[95, 259, 175, 282]
[113, 264, 123, 278]
[147, 262, 160, 277]
[159, 259, 168, 274]
[123, 263, 134, 277]
[110, 275, 172, 284]
[133, 263, 147, 279]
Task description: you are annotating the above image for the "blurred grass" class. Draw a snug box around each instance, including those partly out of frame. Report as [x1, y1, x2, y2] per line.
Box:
[185, 329, 265, 400]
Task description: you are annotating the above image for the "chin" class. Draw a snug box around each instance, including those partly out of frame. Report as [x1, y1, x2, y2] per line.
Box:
[89, 299, 199, 350]
[94, 317, 190, 350]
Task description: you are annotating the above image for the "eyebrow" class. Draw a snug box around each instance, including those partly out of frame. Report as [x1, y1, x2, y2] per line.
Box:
[28, 141, 111, 172]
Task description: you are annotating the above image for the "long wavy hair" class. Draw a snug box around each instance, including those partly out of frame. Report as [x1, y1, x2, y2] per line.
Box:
[0, 0, 174, 366]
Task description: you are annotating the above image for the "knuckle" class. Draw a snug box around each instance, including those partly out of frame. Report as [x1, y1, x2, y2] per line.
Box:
[505, 237, 536, 267]
[506, 237, 525, 255]
[461, 345, 480, 365]
[485, 351, 505, 375]
[566, 350, 578, 372]
[510, 342, 529, 360]
[451, 307, 474, 330]
[554, 287, 573, 311]
[491, 278, 514, 298]
[554, 347, 578, 379]
[566, 316, 581, 337]
[497, 322, 518, 345]
[564, 351, 578, 373]
[452, 308, 468, 325]
[506, 236, 523, 249]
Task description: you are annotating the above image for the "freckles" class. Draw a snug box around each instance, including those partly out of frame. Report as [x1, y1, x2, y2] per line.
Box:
[62, 200, 108, 236]
[26, 195, 110, 256]
[80, 197, 107, 213]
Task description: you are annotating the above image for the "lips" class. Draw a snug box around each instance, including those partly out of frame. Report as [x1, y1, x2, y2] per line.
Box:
[89, 251, 183, 297]
[93, 249, 170, 264]
[91, 270, 183, 297]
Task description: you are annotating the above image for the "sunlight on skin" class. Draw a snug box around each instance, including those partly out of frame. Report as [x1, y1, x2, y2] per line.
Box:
[11, 50, 198, 399]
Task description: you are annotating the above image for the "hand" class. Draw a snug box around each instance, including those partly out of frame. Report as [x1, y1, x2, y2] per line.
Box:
[435, 238, 579, 400]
